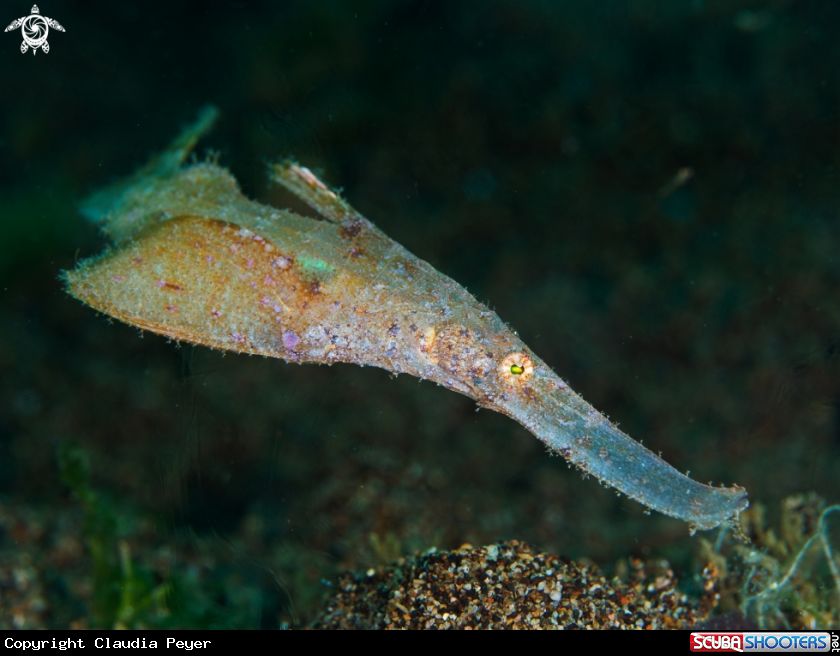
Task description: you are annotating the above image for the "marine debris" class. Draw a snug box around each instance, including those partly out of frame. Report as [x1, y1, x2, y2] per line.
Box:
[312, 541, 715, 629]
[64, 107, 748, 531]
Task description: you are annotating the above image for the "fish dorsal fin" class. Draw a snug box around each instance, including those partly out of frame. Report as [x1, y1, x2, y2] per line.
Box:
[80, 106, 220, 238]
[270, 161, 370, 233]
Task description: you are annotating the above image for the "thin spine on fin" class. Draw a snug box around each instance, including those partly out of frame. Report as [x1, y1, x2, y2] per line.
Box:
[270, 161, 369, 229]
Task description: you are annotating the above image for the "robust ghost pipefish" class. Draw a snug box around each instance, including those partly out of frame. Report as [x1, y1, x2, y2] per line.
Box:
[65, 107, 748, 532]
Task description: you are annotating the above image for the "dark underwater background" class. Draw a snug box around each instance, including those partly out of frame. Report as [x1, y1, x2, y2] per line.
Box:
[1, 0, 839, 628]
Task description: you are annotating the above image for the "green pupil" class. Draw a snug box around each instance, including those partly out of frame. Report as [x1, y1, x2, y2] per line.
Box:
[510, 364, 524, 375]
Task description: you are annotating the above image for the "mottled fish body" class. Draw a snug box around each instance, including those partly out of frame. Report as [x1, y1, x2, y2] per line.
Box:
[66, 107, 747, 531]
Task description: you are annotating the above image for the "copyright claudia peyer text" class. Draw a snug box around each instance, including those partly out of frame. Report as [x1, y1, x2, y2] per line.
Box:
[4, 639, 211, 651]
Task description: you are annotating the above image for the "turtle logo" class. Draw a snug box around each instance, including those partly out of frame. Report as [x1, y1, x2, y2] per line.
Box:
[5, 5, 64, 55]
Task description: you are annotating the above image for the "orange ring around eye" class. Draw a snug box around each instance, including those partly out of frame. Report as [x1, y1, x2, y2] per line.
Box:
[500, 353, 534, 383]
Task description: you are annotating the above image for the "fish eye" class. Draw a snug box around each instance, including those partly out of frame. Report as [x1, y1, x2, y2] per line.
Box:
[500, 353, 534, 382]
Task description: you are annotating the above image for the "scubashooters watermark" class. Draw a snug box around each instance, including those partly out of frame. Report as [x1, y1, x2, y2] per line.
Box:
[691, 631, 839, 652]
[4, 5, 64, 54]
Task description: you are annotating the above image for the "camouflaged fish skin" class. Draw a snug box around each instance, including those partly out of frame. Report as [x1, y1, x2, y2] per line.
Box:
[65, 108, 748, 532]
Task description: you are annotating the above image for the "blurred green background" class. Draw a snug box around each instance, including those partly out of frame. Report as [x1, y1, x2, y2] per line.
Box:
[1, 0, 839, 627]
